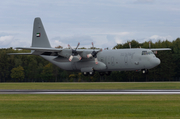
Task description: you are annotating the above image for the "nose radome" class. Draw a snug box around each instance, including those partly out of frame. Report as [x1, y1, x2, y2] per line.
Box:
[152, 58, 161, 66]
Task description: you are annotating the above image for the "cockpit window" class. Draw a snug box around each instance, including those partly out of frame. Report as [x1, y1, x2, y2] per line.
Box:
[142, 51, 154, 55]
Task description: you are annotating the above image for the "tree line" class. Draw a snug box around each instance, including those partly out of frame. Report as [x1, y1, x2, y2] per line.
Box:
[1, 38, 180, 82]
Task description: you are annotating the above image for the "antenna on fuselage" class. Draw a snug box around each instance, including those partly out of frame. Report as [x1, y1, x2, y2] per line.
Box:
[149, 41, 151, 49]
[129, 42, 131, 49]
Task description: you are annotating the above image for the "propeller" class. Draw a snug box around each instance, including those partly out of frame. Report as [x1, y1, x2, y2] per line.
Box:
[68, 43, 82, 62]
[87, 42, 102, 64]
[129, 42, 131, 49]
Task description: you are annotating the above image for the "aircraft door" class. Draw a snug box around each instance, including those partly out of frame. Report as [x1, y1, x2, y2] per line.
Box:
[105, 57, 107, 65]
[108, 56, 111, 65]
[111, 57, 114, 66]
[124, 53, 128, 65]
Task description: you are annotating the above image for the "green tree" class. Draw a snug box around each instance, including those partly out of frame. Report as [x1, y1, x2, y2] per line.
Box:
[41, 63, 53, 82]
[10, 66, 24, 81]
[172, 38, 180, 78]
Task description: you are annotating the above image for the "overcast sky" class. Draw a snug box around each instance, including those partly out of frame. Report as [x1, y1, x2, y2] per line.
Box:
[0, 0, 180, 48]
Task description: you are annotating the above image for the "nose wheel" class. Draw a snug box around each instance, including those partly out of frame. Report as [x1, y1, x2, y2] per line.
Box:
[142, 69, 148, 74]
[89, 71, 95, 76]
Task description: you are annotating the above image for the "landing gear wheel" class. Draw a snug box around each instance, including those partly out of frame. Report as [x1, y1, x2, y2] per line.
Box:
[83, 72, 89, 76]
[105, 71, 111, 76]
[142, 69, 148, 74]
[89, 71, 95, 76]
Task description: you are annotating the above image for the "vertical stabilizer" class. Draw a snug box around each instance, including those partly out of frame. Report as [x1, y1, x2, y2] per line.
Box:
[31, 17, 51, 48]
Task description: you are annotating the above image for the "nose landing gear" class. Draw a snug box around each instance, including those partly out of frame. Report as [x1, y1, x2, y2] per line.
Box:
[142, 69, 148, 74]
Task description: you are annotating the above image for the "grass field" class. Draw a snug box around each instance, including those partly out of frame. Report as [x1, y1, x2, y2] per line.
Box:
[0, 82, 180, 90]
[0, 94, 180, 119]
[0, 82, 180, 118]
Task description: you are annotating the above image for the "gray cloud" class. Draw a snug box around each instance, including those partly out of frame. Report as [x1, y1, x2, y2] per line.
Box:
[134, 35, 173, 44]
[0, 35, 30, 48]
[0, 0, 180, 48]
[50, 35, 93, 48]
[134, 0, 155, 4]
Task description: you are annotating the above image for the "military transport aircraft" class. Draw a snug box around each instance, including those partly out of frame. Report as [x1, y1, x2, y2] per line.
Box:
[8, 17, 171, 76]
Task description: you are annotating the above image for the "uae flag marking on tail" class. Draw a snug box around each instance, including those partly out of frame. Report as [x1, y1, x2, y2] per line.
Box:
[36, 33, 41, 37]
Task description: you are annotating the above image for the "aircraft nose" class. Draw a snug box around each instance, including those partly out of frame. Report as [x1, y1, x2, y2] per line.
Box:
[151, 58, 161, 66]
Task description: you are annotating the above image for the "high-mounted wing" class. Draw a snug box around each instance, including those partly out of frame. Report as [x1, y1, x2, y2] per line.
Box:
[150, 48, 171, 51]
[150, 48, 171, 54]
[8, 46, 99, 58]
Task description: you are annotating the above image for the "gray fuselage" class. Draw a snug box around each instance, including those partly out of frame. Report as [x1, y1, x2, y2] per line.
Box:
[41, 48, 160, 72]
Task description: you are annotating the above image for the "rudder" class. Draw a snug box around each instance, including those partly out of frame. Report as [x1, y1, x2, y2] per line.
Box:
[31, 17, 51, 48]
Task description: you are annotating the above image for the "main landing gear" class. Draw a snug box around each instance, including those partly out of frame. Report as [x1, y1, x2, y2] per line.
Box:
[99, 71, 112, 76]
[82, 71, 95, 76]
[82, 71, 112, 76]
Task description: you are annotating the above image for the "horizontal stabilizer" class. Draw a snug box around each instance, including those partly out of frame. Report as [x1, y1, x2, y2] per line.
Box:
[15, 47, 62, 52]
[7, 53, 32, 55]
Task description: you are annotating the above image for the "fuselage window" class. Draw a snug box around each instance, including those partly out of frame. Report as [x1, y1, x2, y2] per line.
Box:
[142, 51, 147, 55]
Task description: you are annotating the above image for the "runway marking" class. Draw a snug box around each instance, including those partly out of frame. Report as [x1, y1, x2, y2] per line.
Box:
[1, 90, 180, 94]
[36, 92, 180, 94]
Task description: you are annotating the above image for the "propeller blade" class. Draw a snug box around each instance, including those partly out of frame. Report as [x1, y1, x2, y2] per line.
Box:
[88, 42, 101, 64]
[68, 44, 72, 50]
[98, 49, 102, 52]
[75, 42, 80, 50]
[69, 55, 73, 62]
[129, 42, 131, 49]
[77, 54, 82, 60]
[92, 42, 95, 50]
[95, 58, 98, 64]
[87, 54, 93, 58]
[68, 43, 82, 62]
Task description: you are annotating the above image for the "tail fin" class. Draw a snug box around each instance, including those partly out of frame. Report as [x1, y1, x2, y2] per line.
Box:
[31, 17, 51, 48]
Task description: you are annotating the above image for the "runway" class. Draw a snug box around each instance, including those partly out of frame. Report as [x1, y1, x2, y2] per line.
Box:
[1, 90, 180, 94]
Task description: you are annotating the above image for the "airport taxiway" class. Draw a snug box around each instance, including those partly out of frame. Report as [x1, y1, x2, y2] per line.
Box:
[0, 90, 180, 94]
